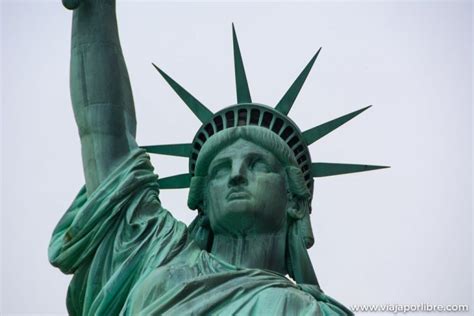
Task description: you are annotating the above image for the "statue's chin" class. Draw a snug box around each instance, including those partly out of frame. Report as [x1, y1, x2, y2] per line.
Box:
[211, 206, 259, 234]
[224, 199, 254, 212]
[208, 198, 286, 235]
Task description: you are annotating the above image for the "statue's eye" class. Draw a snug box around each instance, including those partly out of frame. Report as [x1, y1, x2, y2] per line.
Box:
[250, 158, 271, 173]
[209, 162, 230, 179]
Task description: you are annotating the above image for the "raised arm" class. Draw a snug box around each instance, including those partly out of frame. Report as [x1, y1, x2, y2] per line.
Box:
[64, 0, 137, 193]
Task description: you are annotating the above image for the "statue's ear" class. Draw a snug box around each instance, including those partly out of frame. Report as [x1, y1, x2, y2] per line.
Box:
[286, 195, 306, 220]
[286, 195, 314, 249]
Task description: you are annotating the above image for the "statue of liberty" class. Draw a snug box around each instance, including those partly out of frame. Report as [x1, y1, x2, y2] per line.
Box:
[49, 0, 387, 314]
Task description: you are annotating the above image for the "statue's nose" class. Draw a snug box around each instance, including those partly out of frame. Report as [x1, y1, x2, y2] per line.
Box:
[228, 174, 247, 187]
[228, 161, 248, 187]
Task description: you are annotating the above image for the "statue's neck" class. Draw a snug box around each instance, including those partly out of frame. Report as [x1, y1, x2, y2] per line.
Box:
[210, 230, 288, 275]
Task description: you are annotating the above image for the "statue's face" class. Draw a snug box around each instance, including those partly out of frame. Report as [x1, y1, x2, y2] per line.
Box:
[205, 139, 289, 235]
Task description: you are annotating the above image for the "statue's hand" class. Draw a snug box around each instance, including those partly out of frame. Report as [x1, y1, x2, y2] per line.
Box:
[62, 0, 115, 10]
[62, 0, 82, 10]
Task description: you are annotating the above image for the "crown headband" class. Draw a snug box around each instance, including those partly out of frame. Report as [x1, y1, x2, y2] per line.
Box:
[142, 25, 387, 195]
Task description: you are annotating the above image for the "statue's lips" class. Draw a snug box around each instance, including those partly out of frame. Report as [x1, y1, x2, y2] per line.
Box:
[226, 190, 251, 201]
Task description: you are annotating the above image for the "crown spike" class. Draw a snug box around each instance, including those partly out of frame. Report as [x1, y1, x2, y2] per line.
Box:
[302, 105, 372, 145]
[311, 162, 389, 178]
[141, 143, 192, 157]
[158, 173, 192, 189]
[232, 24, 252, 103]
[153, 63, 213, 123]
[275, 48, 321, 115]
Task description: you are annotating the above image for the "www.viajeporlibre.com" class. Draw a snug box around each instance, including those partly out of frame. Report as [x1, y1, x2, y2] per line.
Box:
[350, 303, 469, 313]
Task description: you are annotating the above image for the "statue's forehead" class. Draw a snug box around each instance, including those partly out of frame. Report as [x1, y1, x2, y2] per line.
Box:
[209, 138, 282, 170]
[213, 139, 272, 158]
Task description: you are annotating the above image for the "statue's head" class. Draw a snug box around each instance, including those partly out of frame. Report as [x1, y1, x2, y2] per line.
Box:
[187, 125, 311, 241]
[144, 25, 387, 286]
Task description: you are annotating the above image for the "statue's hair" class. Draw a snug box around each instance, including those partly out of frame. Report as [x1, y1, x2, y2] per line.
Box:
[187, 126, 314, 249]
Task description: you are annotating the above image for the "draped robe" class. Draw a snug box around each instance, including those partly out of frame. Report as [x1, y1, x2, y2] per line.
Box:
[49, 149, 352, 315]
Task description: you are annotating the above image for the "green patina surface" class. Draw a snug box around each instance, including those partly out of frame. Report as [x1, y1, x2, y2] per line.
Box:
[50, 0, 387, 314]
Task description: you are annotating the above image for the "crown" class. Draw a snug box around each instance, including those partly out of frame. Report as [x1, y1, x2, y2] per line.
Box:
[143, 25, 388, 196]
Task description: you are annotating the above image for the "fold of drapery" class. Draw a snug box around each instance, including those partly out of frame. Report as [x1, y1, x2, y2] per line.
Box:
[49, 149, 188, 315]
